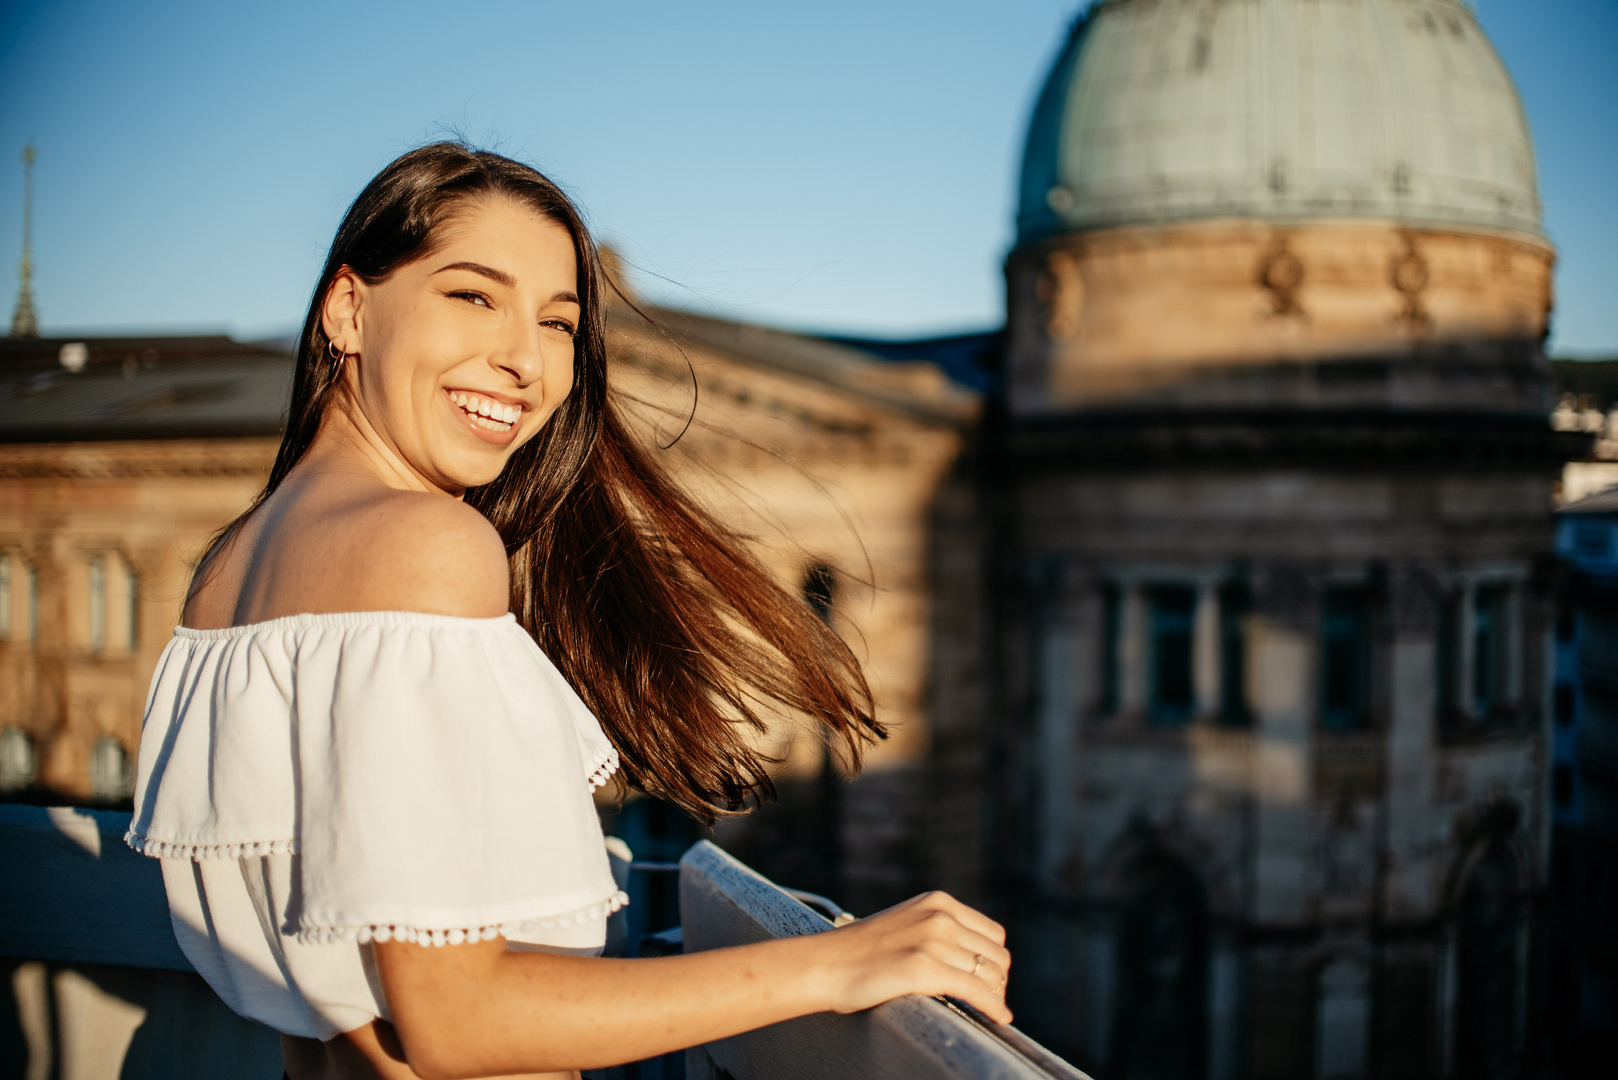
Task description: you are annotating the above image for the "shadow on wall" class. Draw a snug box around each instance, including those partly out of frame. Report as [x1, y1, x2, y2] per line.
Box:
[0, 957, 281, 1080]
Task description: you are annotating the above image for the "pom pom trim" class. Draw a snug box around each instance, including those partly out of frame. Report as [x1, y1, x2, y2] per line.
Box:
[125, 830, 298, 860]
[585, 744, 621, 791]
[294, 889, 630, 947]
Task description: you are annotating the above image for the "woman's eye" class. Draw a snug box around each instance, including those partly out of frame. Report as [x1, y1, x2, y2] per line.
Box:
[449, 290, 491, 308]
[543, 319, 577, 337]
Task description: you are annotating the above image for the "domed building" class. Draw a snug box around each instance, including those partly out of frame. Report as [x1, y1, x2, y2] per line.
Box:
[933, 1, 1583, 1077]
[0, 1, 1589, 1076]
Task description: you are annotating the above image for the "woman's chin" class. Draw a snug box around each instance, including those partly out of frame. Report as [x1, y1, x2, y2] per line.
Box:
[424, 452, 513, 496]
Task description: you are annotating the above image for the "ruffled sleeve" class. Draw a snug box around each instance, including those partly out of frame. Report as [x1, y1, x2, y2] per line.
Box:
[127, 612, 627, 946]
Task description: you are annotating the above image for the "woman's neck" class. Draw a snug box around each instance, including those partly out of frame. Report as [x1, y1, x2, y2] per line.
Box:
[301, 400, 463, 500]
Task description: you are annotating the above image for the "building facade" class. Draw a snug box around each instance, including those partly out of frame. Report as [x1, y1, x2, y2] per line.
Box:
[0, 2, 1589, 1077]
[0, 317, 975, 926]
[1548, 490, 1618, 1076]
[959, 2, 1583, 1077]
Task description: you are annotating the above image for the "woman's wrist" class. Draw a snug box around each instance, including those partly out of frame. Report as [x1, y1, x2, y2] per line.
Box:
[768, 928, 844, 1017]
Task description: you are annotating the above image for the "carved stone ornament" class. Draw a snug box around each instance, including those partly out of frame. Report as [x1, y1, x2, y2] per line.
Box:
[1036, 247, 1084, 342]
[1391, 233, 1432, 333]
[1257, 234, 1306, 318]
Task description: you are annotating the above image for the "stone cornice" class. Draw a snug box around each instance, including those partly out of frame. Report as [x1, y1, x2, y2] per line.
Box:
[1004, 411, 1590, 473]
[0, 439, 278, 480]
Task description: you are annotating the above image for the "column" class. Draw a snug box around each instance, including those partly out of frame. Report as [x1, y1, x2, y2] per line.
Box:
[1504, 584, 1524, 710]
[1035, 571, 1079, 890]
[1250, 567, 1316, 926]
[1120, 582, 1147, 719]
[1457, 583, 1477, 720]
[1194, 580, 1221, 721]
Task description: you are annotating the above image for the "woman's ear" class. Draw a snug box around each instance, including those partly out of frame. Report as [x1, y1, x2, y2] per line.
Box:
[321, 269, 365, 355]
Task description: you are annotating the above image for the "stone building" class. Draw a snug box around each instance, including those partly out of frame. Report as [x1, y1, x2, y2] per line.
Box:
[0, 336, 287, 805]
[1547, 489, 1618, 1076]
[0, 316, 976, 926]
[958, 1, 1584, 1077]
[0, 1, 1590, 1076]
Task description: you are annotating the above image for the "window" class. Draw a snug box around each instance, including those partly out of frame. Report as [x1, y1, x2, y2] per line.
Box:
[1100, 584, 1120, 716]
[88, 736, 132, 802]
[1555, 607, 1577, 644]
[1148, 586, 1195, 724]
[1320, 590, 1371, 731]
[1573, 520, 1612, 560]
[801, 562, 835, 625]
[1473, 587, 1504, 718]
[88, 556, 107, 653]
[1554, 764, 1575, 808]
[1110, 855, 1208, 1080]
[0, 554, 10, 640]
[1455, 846, 1524, 1077]
[1555, 683, 1576, 728]
[1218, 584, 1249, 726]
[0, 727, 35, 792]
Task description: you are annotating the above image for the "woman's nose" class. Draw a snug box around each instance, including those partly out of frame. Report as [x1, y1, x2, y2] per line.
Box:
[494, 322, 546, 386]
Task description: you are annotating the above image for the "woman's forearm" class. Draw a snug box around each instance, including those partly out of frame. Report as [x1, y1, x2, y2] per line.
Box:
[376, 891, 1012, 1080]
[379, 935, 830, 1078]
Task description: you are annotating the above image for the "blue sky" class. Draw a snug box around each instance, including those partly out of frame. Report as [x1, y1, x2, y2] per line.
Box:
[0, 0, 1613, 353]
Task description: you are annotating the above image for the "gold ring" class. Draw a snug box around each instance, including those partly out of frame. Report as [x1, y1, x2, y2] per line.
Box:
[971, 954, 985, 977]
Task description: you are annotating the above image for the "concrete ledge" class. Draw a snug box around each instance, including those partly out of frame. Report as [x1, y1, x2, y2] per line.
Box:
[679, 840, 1091, 1080]
[0, 804, 191, 971]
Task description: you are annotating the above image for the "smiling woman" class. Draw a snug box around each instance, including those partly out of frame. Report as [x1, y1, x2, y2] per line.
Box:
[124, 143, 1013, 1080]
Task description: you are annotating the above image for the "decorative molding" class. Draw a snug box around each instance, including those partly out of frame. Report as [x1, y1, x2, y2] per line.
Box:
[1257, 234, 1306, 319]
[0, 440, 278, 480]
[1037, 247, 1085, 341]
[1391, 232, 1432, 333]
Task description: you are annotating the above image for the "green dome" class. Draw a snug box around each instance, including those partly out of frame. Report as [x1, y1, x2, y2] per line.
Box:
[1017, 0, 1542, 246]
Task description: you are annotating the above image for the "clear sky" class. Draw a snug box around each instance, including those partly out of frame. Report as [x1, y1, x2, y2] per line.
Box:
[0, 0, 1613, 353]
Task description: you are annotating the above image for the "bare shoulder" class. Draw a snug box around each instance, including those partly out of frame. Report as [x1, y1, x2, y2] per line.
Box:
[330, 490, 509, 619]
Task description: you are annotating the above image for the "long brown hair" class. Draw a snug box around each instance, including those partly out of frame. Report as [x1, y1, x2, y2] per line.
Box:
[219, 142, 881, 822]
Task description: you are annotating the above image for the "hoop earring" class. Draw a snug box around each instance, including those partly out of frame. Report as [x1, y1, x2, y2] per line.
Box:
[327, 340, 344, 362]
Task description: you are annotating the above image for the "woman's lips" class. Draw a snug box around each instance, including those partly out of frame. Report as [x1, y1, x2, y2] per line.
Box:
[446, 390, 524, 444]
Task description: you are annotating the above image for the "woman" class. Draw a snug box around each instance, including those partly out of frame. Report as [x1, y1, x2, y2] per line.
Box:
[128, 143, 1011, 1080]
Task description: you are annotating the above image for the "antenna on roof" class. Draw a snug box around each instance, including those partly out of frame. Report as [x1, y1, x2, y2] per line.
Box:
[10, 141, 39, 339]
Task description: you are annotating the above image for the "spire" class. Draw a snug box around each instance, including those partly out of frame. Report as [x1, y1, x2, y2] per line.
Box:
[10, 141, 39, 339]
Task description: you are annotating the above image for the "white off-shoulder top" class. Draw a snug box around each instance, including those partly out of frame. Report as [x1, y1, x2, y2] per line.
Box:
[126, 611, 628, 1040]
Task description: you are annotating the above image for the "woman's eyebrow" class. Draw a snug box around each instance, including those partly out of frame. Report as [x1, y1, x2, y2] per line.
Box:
[553, 291, 580, 305]
[434, 261, 517, 288]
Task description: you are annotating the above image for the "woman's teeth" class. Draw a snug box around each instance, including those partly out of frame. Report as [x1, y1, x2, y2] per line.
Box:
[449, 392, 522, 430]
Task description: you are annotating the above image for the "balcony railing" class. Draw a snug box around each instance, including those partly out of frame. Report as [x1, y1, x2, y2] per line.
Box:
[0, 804, 1090, 1080]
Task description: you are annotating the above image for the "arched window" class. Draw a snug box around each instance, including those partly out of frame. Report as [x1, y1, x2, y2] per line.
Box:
[0, 727, 36, 793]
[801, 562, 836, 625]
[1110, 855, 1208, 1080]
[88, 555, 107, 653]
[1147, 587, 1195, 725]
[88, 736, 132, 803]
[1320, 589, 1371, 731]
[1455, 844, 1524, 1080]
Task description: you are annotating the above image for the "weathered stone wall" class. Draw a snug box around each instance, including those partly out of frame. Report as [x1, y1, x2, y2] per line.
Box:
[1005, 221, 1554, 414]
